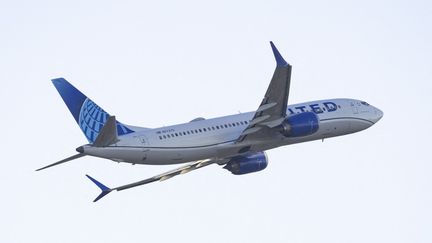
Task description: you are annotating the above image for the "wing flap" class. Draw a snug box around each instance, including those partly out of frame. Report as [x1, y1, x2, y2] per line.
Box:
[241, 127, 262, 136]
[260, 117, 285, 128]
[249, 115, 271, 126]
[256, 102, 277, 113]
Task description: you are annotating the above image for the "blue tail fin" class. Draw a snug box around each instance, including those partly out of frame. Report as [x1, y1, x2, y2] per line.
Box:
[52, 78, 134, 143]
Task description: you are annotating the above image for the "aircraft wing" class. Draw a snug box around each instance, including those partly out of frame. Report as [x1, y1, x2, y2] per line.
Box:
[236, 42, 292, 143]
[86, 158, 223, 202]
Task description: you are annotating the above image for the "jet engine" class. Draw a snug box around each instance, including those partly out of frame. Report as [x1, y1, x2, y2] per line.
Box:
[279, 112, 319, 137]
[223, 152, 268, 175]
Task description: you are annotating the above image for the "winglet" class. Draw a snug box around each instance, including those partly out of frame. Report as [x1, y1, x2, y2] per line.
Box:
[86, 175, 112, 202]
[270, 41, 289, 67]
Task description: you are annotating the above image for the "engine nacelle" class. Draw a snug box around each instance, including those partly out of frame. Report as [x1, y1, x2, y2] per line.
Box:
[223, 152, 268, 175]
[280, 112, 319, 137]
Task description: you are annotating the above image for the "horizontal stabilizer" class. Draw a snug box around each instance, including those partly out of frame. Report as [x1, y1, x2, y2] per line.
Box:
[36, 153, 86, 171]
[86, 175, 112, 202]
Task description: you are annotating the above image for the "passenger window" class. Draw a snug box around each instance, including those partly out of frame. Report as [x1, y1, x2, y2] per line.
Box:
[195, 129, 198, 133]
[175, 133, 178, 137]
[236, 122, 240, 126]
[199, 129, 202, 132]
[203, 128, 207, 132]
[167, 134, 171, 138]
[183, 132, 186, 135]
[216, 126, 220, 129]
[163, 135, 166, 139]
[159, 136, 162, 140]
[240, 121, 244, 125]
[224, 124, 228, 128]
[232, 123, 236, 126]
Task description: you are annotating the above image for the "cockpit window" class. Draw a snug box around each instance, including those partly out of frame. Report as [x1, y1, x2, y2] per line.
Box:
[360, 101, 370, 106]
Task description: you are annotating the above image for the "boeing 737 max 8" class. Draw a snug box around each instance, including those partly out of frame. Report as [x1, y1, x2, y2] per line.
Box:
[37, 42, 383, 202]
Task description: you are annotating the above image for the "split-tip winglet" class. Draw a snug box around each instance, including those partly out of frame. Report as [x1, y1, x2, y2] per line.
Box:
[270, 41, 289, 67]
[86, 174, 112, 202]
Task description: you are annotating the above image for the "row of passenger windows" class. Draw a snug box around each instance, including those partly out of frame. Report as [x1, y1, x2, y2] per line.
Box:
[158, 120, 249, 140]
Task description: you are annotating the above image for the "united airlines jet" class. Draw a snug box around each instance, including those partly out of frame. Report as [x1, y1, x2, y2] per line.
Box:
[37, 42, 383, 202]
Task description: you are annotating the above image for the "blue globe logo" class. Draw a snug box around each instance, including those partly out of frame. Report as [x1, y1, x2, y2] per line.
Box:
[79, 99, 107, 142]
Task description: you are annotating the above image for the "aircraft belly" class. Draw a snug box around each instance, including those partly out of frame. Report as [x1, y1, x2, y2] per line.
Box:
[83, 146, 148, 163]
[83, 142, 237, 165]
[144, 147, 220, 165]
[349, 119, 373, 133]
[319, 119, 352, 138]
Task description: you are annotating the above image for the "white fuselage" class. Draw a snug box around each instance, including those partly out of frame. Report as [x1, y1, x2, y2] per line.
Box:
[81, 98, 383, 165]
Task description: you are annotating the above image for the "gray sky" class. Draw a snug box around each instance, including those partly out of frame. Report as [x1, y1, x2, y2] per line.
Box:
[1, 0, 431, 242]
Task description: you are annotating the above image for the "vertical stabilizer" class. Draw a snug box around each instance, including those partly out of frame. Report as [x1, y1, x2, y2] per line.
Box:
[52, 78, 134, 143]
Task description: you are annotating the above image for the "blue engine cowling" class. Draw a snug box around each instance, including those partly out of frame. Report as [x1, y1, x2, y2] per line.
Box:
[223, 152, 268, 175]
[280, 112, 319, 137]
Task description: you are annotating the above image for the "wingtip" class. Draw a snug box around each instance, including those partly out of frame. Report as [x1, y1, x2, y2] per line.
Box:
[35, 163, 55, 171]
[269, 41, 289, 67]
[86, 174, 112, 202]
[51, 77, 66, 83]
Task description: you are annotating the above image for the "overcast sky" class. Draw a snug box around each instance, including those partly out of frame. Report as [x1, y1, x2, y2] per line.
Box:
[1, 0, 431, 242]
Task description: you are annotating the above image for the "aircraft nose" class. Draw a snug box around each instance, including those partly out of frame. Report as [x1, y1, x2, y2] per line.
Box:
[371, 107, 384, 123]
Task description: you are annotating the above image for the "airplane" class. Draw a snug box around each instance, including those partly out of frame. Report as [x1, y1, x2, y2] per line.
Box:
[37, 42, 383, 202]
